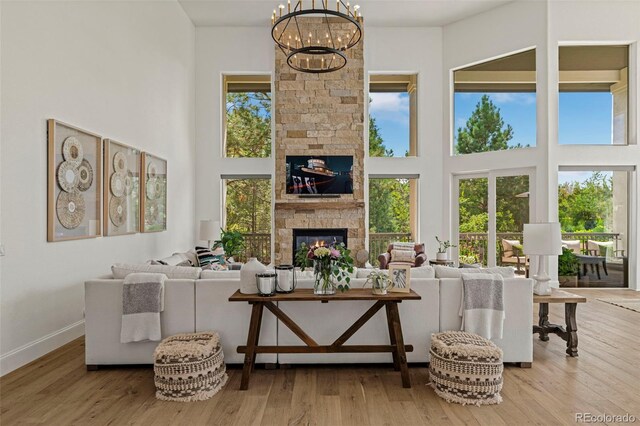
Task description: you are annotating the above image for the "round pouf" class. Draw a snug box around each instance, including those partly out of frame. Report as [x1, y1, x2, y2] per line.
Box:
[153, 332, 228, 402]
[429, 331, 503, 406]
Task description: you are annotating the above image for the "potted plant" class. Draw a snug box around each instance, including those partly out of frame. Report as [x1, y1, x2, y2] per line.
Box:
[435, 237, 456, 261]
[363, 270, 392, 295]
[300, 243, 354, 295]
[214, 229, 246, 262]
[558, 247, 579, 287]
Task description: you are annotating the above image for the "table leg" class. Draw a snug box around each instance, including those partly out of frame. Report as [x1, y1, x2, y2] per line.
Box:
[538, 303, 550, 341]
[385, 303, 400, 371]
[565, 303, 579, 357]
[388, 302, 411, 388]
[240, 303, 264, 390]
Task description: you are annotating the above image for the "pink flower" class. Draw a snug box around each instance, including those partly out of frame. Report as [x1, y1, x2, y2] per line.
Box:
[330, 248, 340, 258]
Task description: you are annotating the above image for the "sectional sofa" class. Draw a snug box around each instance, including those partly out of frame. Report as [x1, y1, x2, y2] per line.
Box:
[84, 265, 533, 368]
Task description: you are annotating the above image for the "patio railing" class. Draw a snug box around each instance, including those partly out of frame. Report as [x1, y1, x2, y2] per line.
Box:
[239, 233, 271, 264]
[459, 232, 623, 265]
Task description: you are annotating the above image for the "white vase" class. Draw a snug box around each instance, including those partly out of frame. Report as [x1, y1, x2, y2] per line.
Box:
[436, 252, 447, 261]
[240, 258, 266, 294]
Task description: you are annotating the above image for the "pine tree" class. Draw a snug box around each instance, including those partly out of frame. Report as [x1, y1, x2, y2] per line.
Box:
[456, 95, 514, 154]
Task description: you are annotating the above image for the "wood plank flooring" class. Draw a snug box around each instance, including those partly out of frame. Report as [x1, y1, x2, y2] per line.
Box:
[2, 289, 640, 425]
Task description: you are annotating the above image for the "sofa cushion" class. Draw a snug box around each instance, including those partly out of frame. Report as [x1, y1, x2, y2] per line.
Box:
[434, 265, 515, 279]
[112, 263, 202, 280]
[411, 265, 435, 278]
[200, 270, 241, 280]
[356, 268, 382, 279]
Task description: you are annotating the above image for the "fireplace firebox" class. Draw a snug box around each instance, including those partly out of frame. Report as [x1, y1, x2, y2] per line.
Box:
[292, 228, 348, 262]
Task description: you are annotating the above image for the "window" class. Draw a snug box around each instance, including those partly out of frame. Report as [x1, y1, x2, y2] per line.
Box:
[223, 177, 272, 263]
[453, 49, 536, 154]
[558, 169, 630, 288]
[224, 75, 271, 157]
[559, 45, 629, 145]
[369, 75, 417, 157]
[368, 177, 418, 265]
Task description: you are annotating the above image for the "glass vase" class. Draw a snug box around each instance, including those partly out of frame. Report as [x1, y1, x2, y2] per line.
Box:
[313, 259, 336, 295]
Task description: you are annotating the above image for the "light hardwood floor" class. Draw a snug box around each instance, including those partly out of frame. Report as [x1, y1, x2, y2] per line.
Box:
[2, 289, 639, 425]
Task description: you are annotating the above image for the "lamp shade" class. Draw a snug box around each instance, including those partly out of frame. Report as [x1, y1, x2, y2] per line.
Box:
[523, 223, 562, 255]
[199, 220, 220, 242]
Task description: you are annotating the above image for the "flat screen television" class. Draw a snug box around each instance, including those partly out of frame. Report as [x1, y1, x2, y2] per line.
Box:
[286, 156, 353, 195]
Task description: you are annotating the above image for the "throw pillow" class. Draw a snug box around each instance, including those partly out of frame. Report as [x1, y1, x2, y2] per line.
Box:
[195, 246, 226, 268]
[391, 249, 416, 263]
[393, 242, 415, 251]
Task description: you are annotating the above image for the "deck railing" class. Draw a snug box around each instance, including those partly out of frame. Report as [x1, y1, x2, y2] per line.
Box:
[239, 233, 271, 264]
[459, 232, 623, 265]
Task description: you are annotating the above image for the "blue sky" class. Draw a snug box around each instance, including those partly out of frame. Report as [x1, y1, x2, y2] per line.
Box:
[370, 91, 615, 155]
[369, 92, 410, 156]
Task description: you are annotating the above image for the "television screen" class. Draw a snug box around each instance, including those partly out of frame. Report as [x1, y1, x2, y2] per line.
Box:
[286, 156, 353, 195]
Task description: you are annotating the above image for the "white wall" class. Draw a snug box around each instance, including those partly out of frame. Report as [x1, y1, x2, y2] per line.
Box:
[0, 1, 196, 375]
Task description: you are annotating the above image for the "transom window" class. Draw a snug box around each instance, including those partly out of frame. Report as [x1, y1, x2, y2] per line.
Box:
[453, 49, 537, 155]
[224, 75, 272, 158]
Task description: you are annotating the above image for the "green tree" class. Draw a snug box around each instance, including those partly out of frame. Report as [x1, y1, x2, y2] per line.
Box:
[369, 115, 394, 157]
[558, 172, 613, 232]
[226, 92, 271, 157]
[456, 95, 514, 154]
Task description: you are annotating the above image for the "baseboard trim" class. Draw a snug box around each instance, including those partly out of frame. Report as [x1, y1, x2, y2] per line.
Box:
[0, 320, 85, 376]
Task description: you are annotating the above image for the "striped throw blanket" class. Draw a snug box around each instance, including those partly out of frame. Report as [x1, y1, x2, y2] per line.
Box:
[120, 273, 166, 343]
[459, 273, 505, 340]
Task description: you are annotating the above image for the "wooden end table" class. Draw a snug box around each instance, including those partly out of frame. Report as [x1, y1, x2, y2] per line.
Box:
[533, 289, 587, 357]
[229, 288, 421, 390]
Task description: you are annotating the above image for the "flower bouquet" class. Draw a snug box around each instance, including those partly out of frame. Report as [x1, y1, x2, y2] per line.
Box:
[300, 243, 354, 295]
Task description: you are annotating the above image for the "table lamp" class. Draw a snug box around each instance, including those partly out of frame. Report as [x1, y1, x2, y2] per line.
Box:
[199, 220, 221, 249]
[523, 222, 562, 295]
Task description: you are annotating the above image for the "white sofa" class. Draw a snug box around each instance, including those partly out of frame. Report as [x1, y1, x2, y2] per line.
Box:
[84, 269, 533, 368]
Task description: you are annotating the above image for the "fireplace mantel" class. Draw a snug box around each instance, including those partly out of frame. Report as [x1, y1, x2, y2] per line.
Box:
[275, 200, 365, 210]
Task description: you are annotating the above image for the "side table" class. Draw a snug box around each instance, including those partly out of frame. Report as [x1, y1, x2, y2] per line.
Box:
[533, 289, 587, 357]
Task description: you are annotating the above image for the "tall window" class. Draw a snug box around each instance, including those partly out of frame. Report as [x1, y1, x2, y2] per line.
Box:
[224, 75, 271, 157]
[223, 178, 272, 264]
[558, 169, 629, 288]
[559, 45, 629, 145]
[368, 177, 417, 265]
[369, 75, 417, 157]
[453, 49, 536, 154]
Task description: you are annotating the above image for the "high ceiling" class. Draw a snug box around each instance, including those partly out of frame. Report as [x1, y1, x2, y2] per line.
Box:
[178, 0, 514, 27]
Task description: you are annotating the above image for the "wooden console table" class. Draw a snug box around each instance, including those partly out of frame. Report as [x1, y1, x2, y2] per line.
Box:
[229, 289, 421, 390]
[533, 289, 587, 357]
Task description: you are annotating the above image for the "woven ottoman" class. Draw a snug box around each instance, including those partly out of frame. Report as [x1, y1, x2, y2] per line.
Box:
[429, 331, 503, 406]
[153, 332, 228, 402]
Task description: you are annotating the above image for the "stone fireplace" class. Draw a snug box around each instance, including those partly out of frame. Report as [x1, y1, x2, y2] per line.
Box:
[273, 17, 365, 264]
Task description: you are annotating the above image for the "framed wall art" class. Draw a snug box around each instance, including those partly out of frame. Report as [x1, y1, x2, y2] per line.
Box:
[103, 139, 141, 236]
[389, 264, 411, 293]
[140, 153, 167, 233]
[47, 119, 102, 242]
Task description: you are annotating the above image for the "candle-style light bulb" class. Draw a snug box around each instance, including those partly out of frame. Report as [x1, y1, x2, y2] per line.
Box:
[279, 4, 285, 17]
[336, 0, 339, 12]
[347, 1, 350, 14]
[287, 0, 291, 13]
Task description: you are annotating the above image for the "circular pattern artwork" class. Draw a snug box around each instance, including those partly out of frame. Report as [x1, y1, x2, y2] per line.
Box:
[56, 190, 85, 229]
[146, 177, 157, 200]
[113, 151, 128, 174]
[110, 173, 126, 197]
[124, 171, 134, 195]
[109, 196, 127, 227]
[77, 159, 94, 192]
[62, 137, 84, 165]
[147, 161, 157, 179]
[57, 161, 79, 192]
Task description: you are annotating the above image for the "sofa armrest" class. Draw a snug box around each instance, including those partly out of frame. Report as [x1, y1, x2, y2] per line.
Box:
[378, 253, 390, 269]
[414, 253, 428, 267]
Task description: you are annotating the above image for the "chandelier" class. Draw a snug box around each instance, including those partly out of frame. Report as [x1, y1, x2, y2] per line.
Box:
[271, 0, 363, 73]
